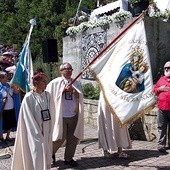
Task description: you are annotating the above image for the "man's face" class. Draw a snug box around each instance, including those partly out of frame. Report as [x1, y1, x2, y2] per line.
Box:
[0, 75, 8, 83]
[164, 67, 170, 78]
[164, 62, 170, 78]
[61, 64, 73, 79]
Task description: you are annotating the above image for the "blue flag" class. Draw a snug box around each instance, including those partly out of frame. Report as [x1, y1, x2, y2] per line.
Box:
[10, 42, 30, 92]
[10, 19, 35, 93]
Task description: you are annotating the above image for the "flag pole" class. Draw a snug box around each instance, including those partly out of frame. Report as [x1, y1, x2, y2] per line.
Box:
[24, 19, 36, 46]
[70, 11, 146, 85]
[73, 0, 83, 26]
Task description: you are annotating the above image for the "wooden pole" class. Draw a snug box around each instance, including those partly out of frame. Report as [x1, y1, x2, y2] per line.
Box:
[73, 0, 83, 26]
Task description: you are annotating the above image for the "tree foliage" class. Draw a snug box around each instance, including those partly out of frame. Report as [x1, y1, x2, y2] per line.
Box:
[82, 83, 100, 100]
[0, 0, 96, 63]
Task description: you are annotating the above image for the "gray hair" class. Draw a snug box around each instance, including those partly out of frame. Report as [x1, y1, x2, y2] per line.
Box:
[59, 62, 72, 71]
[0, 71, 7, 76]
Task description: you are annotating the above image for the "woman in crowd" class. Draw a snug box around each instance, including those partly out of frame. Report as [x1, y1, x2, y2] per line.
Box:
[0, 71, 20, 141]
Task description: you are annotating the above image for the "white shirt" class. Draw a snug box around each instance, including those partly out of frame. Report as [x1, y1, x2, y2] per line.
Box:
[1, 85, 14, 110]
[61, 78, 77, 118]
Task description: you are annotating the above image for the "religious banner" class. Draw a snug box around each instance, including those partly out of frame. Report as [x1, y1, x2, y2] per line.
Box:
[89, 20, 156, 126]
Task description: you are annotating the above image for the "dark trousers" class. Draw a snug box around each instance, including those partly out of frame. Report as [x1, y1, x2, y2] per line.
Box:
[3, 108, 16, 131]
[53, 115, 78, 161]
[157, 109, 170, 148]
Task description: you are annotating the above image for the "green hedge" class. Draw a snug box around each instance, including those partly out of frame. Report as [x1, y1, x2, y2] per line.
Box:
[82, 83, 100, 100]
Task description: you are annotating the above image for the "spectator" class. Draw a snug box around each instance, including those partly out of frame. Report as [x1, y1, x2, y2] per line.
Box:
[0, 71, 20, 141]
[154, 61, 170, 153]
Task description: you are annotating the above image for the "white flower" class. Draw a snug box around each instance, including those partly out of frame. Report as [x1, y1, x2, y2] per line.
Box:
[66, 26, 78, 36]
[149, 11, 166, 18]
[112, 11, 132, 22]
[78, 15, 88, 22]
[65, 11, 132, 36]
[87, 21, 98, 29]
[77, 22, 89, 32]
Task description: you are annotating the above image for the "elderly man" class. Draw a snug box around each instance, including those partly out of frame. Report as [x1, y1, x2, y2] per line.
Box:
[46, 62, 84, 167]
[154, 61, 170, 153]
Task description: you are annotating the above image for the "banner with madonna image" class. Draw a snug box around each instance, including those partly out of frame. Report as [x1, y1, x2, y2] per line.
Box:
[89, 20, 156, 126]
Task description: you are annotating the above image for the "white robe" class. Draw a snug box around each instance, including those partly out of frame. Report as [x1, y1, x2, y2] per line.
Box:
[46, 77, 84, 141]
[98, 92, 132, 152]
[11, 91, 52, 170]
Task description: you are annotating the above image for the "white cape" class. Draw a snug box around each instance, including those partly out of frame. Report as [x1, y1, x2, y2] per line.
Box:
[46, 77, 84, 141]
[11, 91, 52, 170]
[98, 92, 132, 152]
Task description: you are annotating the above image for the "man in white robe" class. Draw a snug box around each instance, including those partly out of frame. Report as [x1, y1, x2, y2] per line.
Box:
[98, 92, 132, 158]
[46, 62, 84, 167]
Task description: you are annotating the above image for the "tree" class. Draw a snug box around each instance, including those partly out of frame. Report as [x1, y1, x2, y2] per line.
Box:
[0, 0, 96, 63]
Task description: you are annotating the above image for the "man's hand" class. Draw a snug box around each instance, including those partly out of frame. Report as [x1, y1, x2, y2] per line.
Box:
[159, 85, 170, 92]
[3, 97, 7, 103]
[65, 84, 73, 92]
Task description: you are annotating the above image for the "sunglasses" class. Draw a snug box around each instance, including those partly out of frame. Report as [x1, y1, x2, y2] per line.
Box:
[164, 67, 170, 71]
[63, 68, 73, 71]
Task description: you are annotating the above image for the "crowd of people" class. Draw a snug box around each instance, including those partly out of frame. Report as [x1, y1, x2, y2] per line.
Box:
[0, 61, 169, 169]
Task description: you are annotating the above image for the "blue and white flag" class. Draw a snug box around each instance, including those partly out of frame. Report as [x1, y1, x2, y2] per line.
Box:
[89, 20, 156, 126]
[10, 19, 36, 93]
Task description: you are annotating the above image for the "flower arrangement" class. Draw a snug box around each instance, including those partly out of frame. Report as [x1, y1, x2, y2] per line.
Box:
[66, 2, 169, 37]
[66, 26, 79, 36]
[149, 11, 166, 18]
[111, 11, 133, 22]
[66, 11, 132, 37]
[148, 8, 170, 21]
[78, 15, 88, 22]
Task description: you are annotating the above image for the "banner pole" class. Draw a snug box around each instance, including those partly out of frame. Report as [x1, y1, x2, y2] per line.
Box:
[73, 0, 83, 26]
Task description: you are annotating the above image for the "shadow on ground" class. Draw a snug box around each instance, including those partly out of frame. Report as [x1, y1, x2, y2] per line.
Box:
[52, 149, 170, 169]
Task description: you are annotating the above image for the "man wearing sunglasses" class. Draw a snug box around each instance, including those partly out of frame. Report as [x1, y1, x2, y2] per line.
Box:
[46, 62, 84, 167]
[154, 61, 170, 153]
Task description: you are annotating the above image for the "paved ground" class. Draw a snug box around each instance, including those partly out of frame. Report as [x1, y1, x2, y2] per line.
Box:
[0, 123, 170, 170]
